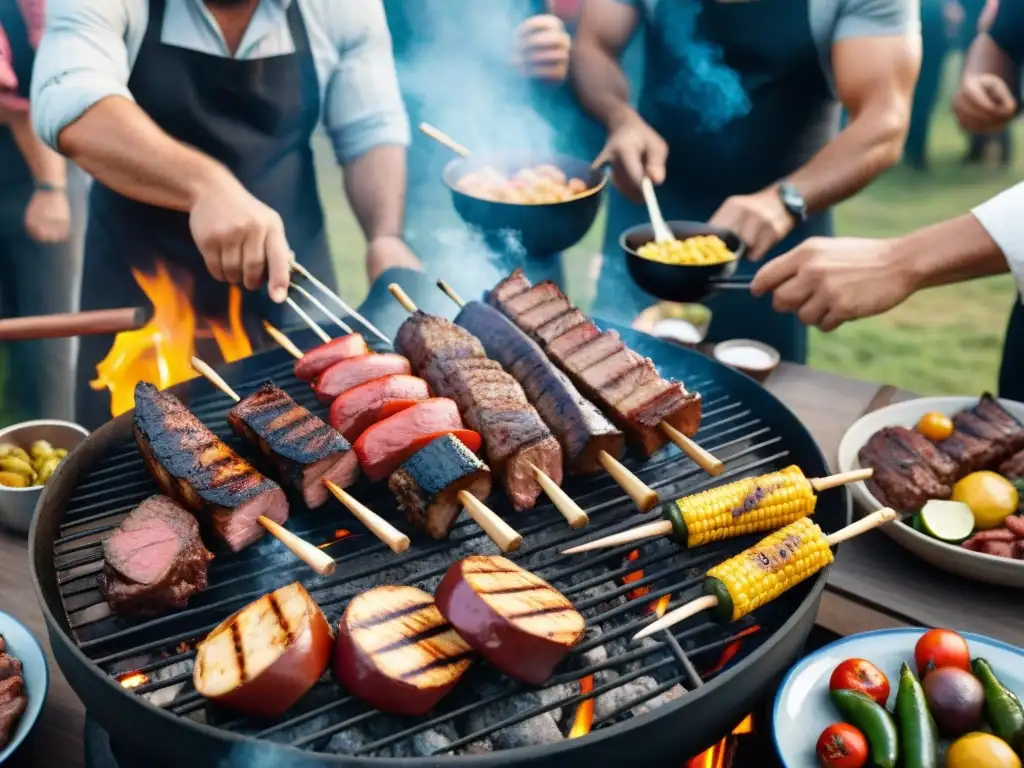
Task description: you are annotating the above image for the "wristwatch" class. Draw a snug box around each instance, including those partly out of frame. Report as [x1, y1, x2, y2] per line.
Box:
[777, 182, 807, 222]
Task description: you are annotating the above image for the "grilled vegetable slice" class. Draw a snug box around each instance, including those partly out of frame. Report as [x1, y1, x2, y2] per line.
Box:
[312, 353, 412, 404]
[333, 586, 473, 715]
[327, 374, 432, 442]
[435, 555, 585, 686]
[294, 334, 369, 382]
[193, 582, 333, 717]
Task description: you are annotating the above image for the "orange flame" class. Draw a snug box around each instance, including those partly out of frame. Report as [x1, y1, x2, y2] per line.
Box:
[684, 716, 754, 768]
[622, 550, 649, 600]
[118, 672, 149, 689]
[90, 260, 253, 418]
[567, 674, 594, 739]
[702, 625, 761, 678]
[651, 594, 672, 617]
[317, 529, 352, 549]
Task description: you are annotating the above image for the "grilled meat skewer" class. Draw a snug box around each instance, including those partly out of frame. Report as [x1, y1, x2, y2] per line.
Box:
[293, 333, 368, 382]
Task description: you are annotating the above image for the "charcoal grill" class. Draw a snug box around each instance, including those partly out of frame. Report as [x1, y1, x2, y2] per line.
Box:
[30, 322, 849, 767]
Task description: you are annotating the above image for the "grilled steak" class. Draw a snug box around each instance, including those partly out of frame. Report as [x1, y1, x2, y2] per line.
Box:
[857, 428, 951, 511]
[389, 434, 493, 539]
[884, 426, 959, 485]
[501, 281, 563, 315]
[313, 353, 412, 404]
[935, 428, 996, 477]
[455, 301, 624, 474]
[488, 270, 702, 455]
[974, 393, 1024, 450]
[228, 382, 358, 508]
[133, 382, 288, 552]
[99, 495, 212, 616]
[395, 312, 564, 510]
[999, 448, 1024, 479]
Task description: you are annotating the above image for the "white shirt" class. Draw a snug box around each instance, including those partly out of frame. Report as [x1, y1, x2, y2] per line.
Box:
[973, 182, 1024, 294]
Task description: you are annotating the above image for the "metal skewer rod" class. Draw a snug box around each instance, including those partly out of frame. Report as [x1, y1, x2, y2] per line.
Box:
[631, 508, 897, 641]
[290, 283, 353, 334]
[189, 357, 337, 576]
[436, 278, 659, 514]
[289, 260, 391, 346]
[262, 321, 304, 360]
[284, 296, 331, 344]
[561, 467, 875, 555]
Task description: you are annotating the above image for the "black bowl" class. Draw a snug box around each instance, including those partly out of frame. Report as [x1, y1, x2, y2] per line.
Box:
[443, 151, 607, 257]
[621, 221, 749, 303]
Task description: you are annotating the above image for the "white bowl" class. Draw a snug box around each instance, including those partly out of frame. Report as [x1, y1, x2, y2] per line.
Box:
[712, 339, 780, 382]
[837, 396, 1024, 588]
[773, 628, 1024, 768]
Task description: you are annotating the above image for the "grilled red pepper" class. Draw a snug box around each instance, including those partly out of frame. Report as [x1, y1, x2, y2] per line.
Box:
[328, 374, 432, 442]
[354, 398, 478, 482]
[293, 334, 368, 382]
[313, 353, 412, 404]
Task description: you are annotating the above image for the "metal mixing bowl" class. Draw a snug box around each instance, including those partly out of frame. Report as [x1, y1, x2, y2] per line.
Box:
[0, 420, 89, 535]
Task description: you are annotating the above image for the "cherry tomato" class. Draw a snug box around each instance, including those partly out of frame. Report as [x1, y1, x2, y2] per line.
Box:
[915, 628, 970, 677]
[828, 659, 891, 706]
[816, 723, 868, 768]
[916, 411, 954, 442]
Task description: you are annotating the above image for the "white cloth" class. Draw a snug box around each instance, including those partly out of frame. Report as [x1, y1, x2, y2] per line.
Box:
[972, 181, 1024, 296]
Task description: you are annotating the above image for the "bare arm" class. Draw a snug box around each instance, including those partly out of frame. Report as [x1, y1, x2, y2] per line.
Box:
[1, 109, 66, 187]
[787, 35, 920, 212]
[343, 145, 406, 241]
[569, 0, 638, 130]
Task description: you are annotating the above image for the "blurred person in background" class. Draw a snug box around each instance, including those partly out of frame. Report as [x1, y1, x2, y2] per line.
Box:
[31, 0, 415, 427]
[572, 0, 921, 364]
[904, 0, 961, 170]
[749, 179, 1024, 400]
[958, 0, 1013, 165]
[0, 0, 85, 423]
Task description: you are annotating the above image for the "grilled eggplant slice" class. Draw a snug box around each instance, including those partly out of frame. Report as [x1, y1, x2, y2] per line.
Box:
[334, 586, 473, 715]
[193, 582, 333, 717]
[435, 555, 585, 686]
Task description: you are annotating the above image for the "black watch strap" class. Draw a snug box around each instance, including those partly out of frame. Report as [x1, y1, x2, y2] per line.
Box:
[778, 182, 807, 222]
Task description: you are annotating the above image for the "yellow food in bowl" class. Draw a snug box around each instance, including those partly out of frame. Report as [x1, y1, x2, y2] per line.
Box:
[951, 470, 1019, 530]
[0, 440, 68, 488]
[455, 164, 590, 205]
[636, 235, 735, 266]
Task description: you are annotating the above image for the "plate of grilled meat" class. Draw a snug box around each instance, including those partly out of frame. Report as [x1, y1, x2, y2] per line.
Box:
[838, 395, 1024, 587]
[0, 613, 48, 763]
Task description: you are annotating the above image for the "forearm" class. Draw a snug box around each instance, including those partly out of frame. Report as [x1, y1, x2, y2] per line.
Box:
[58, 96, 230, 211]
[4, 110, 66, 185]
[897, 214, 1009, 291]
[570, 39, 633, 128]
[962, 34, 1016, 83]
[343, 144, 406, 241]
[785, 107, 906, 212]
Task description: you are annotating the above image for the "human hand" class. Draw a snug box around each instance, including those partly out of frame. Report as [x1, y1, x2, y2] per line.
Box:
[513, 14, 572, 83]
[749, 236, 913, 331]
[366, 236, 423, 282]
[708, 189, 795, 261]
[952, 73, 1017, 133]
[593, 111, 668, 203]
[189, 171, 291, 302]
[23, 188, 70, 243]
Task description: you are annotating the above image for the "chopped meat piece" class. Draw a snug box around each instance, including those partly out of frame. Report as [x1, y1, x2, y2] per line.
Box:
[517, 298, 573, 333]
[935, 428, 996, 477]
[974, 393, 1024, 451]
[501, 281, 563, 316]
[1004, 514, 1024, 537]
[858, 428, 951, 512]
[561, 332, 625, 375]
[395, 311, 485, 372]
[999, 449, 1024, 479]
[548, 321, 601, 359]
[951, 412, 1012, 466]
[885, 426, 959, 485]
[489, 268, 532, 305]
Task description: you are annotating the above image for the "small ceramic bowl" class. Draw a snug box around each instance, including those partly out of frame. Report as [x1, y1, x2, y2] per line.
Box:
[632, 302, 712, 349]
[0, 611, 50, 764]
[712, 339, 780, 382]
[0, 420, 89, 535]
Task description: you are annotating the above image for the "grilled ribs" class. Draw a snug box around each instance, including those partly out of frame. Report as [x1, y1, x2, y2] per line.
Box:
[395, 311, 563, 510]
[0, 636, 27, 752]
[454, 301, 624, 475]
[133, 382, 288, 552]
[857, 427, 952, 512]
[489, 270, 702, 455]
[99, 495, 212, 616]
[228, 382, 358, 508]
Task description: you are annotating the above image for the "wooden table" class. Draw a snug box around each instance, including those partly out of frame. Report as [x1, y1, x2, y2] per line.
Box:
[2, 363, 1021, 768]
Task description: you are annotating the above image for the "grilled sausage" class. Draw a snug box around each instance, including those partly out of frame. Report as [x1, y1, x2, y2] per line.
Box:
[333, 586, 473, 715]
[328, 374, 432, 443]
[133, 382, 288, 552]
[193, 582, 333, 717]
[435, 555, 585, 685]
[312, 353, 412, 404]
[293, 334, 369, 382]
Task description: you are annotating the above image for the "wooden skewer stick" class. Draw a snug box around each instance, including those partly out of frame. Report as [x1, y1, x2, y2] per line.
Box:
[262, 321, 304, 360]
[188, 356, 337, 576]
[659, 421, 725, 477]
[641, 176, 675, 245]
[290, 283, 354, 335]
[632, 508, 897, 641]
[435, 278, 660, 514]
[284, 296, 331, 344]
[528, 462, 588, 529]
[458, 491, 521, 553]
[419, 122, 472, 158]
[561, 468, 876, 555]
[323, 480, 410, 554]
[289, 260, 391, 346]
[389, 283, 419, 314]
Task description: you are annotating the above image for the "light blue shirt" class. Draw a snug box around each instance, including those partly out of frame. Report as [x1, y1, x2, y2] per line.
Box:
[30, 0, 411, 164]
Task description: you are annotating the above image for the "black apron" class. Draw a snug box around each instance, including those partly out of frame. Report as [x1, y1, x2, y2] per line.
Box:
[0, 0, 33, 190]
[594, 0, 838, 363]
[999, 300, 1024, 401]
[76, 0, 335, 428]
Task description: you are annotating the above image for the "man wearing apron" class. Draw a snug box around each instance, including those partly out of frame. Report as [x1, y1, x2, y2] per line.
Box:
[571, 0, 920, 363]
[0, 0, 85, 423]
[30, 0, 413, 429]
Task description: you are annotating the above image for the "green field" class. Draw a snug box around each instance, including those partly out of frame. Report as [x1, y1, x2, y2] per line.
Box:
[2, 65, 1021, 425]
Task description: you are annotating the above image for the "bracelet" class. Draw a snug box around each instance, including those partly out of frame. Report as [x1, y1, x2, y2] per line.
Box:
[34, 181, 66, 193]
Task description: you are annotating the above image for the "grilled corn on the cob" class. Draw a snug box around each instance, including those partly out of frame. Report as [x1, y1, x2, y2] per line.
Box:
[703, 517, 833, 622]
[665, 465, 816, 548]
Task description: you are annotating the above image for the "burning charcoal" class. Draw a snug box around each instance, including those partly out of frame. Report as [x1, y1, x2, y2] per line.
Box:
[631, 684, 687, 717]
[410, 722, 459, 757]
[594, 675, 660, 721]
[327, 729, 368, 755]
[456, 738, 495, 755]
[462, 685, 563, 749]
[579, 627, 608, 669]
[537, 681, 576, 725]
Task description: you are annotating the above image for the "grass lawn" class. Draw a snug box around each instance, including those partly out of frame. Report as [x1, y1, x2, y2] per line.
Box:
[1, 62, 1020, 425]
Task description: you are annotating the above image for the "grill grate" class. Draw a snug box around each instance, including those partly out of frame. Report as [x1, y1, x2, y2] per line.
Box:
[50, 330, 833, 759]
